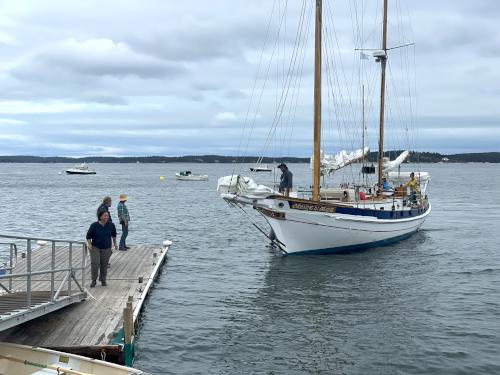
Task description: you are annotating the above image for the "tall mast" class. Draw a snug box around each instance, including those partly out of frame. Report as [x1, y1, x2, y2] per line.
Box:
[376, 0, 388, 193]
[361, 84, 365, 166]
[312, 0, 322, 201]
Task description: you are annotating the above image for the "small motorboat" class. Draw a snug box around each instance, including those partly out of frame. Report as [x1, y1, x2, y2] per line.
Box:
[0, 342, 142, 374]
[175, 171, 208, 181]
[249, 164, 272, 172]
[65, 163, 96, 175]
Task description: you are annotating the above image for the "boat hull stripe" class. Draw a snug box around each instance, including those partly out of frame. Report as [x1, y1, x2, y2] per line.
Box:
[286, 230, 418, 256]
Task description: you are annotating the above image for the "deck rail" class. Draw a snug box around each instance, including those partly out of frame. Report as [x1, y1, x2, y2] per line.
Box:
[0, 233, 89, 332]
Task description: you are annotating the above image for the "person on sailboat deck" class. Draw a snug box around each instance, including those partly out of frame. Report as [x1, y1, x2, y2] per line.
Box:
[405, 172, 420, 203]
[382, 177, 392, 190]
[278, 163, 293, 196]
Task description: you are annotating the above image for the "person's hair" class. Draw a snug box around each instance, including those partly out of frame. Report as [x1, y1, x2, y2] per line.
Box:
[102, 196, 112, 205]
[97, 209, 109, 220]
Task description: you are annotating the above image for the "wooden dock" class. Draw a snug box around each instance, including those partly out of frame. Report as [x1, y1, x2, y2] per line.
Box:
[0, 239, 171, 365]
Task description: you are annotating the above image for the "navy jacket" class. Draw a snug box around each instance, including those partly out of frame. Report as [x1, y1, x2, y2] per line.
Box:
[86, 221, 117, 249]
[280, 170, 293, 189]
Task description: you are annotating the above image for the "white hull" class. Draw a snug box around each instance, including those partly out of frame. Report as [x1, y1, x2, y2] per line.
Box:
[229, 195, 430, 255]
[176, 174, 208, 181]
[0, 342, 142, 374]
[65, 163, 96, 175]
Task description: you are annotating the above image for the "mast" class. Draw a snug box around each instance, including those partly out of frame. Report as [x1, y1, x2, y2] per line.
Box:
[376, 0, 388, 193]
[312, 0, 322, 201]
[361, 84, 365, 166]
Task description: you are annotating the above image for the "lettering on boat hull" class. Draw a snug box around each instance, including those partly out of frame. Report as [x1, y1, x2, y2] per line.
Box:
[256, 207, 285, 220]
[289, 201, 337, 213]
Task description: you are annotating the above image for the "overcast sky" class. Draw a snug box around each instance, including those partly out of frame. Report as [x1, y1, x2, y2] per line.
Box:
[0, 0, 498, 157]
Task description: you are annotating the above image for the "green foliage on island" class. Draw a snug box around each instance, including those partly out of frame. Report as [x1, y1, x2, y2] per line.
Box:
[0, 152, 499, 163]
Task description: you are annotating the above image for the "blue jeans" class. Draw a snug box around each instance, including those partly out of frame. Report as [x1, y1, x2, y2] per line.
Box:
[119, 222, 128, 249]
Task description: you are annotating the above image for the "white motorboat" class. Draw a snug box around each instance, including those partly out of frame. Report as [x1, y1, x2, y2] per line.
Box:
[175, 171, 208, 181]
[65, 163, 96, 175]
[0, 342, 142, 375]
[218, 0, 431, 255]
[249, 164, 272, 172]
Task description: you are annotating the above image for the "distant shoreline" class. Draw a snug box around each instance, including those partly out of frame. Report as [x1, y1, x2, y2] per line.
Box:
[0, 151, 499, 163]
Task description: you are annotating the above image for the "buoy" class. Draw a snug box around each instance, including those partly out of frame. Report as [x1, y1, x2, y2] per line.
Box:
[159, 176, 165, 181]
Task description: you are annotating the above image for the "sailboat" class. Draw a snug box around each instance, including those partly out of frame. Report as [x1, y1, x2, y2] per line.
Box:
[217, 0, 431, 255]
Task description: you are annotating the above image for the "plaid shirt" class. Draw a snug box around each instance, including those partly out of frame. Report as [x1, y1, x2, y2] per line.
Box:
[117, 202, 130, 223]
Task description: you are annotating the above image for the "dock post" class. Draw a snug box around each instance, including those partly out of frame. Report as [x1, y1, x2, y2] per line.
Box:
[123, 298, 134, 367]
[26, 239, 32, 308]
[51, 241, 55, 300]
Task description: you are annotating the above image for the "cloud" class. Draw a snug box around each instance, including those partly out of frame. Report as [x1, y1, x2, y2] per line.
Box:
[0, 118, 27, 125]
[11, 38, 187, 80]
[215, 112, 237, 121]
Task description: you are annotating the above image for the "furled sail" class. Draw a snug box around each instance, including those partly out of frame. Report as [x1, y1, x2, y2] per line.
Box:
[217, 175, 274, 198]
[382, 150, 409, 172]
[310, 147, 369, 174]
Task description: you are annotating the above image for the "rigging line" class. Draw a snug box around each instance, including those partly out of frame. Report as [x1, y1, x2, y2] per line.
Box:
[259, 0, 307, 157]
[285, 0, 314, 158]
[324, 6, 357, 154]
[246, 0, 292, 164]
[326, 2, 361, 150]
[233, 202, 273, 242]
[232, 0, 278, 175]
[241, 0, 288, 164]
[258, 0, 308, 158]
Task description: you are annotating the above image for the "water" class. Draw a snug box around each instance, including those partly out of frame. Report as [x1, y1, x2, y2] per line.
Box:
[0, 162, 499, 374]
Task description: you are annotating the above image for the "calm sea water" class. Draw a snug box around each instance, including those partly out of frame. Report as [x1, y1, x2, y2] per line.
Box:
[0, 162, 499, 374]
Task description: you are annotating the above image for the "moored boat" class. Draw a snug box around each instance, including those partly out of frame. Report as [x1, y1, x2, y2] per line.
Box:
[65, 163, 96, 175]
[175, 171, 208, 181]
[249, 164, 272, 172]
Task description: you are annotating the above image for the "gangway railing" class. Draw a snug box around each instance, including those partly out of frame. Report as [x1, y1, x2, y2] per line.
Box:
[0, 233, 88, 332]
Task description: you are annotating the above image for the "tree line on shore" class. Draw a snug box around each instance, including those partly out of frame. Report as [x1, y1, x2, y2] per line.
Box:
[0, 151, 499, 163]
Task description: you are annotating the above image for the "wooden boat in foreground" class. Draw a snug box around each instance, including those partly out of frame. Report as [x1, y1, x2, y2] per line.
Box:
[0, 342, 142, 375]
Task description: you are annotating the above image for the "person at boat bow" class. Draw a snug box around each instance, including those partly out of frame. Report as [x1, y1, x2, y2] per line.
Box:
[86, 210, 117, 287]
[278, 163, 293, 197]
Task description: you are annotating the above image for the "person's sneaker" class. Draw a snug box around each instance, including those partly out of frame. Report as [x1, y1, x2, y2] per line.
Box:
[101, 281, 107, 286]
[125, 246, 131, 249]
[90, 281, 96, 288]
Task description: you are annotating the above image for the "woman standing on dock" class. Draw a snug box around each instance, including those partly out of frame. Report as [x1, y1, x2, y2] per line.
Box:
[86, 210, 117, 287]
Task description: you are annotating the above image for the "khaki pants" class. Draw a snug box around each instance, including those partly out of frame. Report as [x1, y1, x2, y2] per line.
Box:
[90, 247, 112, 283]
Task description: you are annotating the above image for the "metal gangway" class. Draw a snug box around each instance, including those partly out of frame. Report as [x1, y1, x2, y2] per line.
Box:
[0, 234, 88, 332]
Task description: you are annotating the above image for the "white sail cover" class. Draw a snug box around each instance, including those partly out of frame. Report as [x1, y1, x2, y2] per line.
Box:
[217, 175, 275, 198]
[310, 147, 369, 174]
[383, 150, 410, 172]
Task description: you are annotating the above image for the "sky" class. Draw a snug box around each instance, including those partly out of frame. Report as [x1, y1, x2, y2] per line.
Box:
[0, 0, 498, 157]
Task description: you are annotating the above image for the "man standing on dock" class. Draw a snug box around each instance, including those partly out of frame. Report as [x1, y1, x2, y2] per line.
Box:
[86, 210, 117, 287]
[117, 193, 130, 251]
